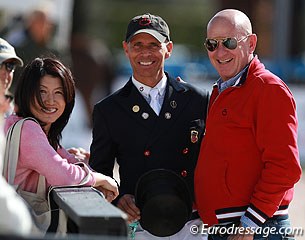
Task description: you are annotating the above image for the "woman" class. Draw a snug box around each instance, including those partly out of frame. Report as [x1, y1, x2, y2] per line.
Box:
[4, 57, 118, 201]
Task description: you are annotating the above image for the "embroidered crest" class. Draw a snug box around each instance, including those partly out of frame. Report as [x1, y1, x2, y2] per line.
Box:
[191, 130, 199, 143]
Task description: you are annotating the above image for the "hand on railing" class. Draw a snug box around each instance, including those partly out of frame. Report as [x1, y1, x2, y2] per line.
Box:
[92, 172, 119, 202]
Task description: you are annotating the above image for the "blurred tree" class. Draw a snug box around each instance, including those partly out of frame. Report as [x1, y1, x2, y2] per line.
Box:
[291, 0, 305, 57]
[70, 0, 116, 123]
[71, 0, 215, 52]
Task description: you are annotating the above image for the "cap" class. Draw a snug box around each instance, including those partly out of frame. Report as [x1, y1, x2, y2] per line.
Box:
[0, 38, 23, 66]
[135, 169, 192, 237]
[125, 13, 170, 43]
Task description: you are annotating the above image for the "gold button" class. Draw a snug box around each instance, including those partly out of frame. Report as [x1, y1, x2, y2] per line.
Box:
[132, 105, 140, 112]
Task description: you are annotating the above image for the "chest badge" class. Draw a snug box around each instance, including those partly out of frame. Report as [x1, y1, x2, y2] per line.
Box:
[170, 100, 177, 109]
[132, 105, 140, 113]
[164, 112, 171, 119]
[191, 130, 199, 143]
[142, 112, 149, 119]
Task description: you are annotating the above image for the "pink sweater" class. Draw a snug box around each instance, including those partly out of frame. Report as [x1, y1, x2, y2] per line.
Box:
[4, 115, 95, 193]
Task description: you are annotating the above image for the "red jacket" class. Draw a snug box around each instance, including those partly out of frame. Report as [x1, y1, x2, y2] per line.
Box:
[194, 56, 302, 226]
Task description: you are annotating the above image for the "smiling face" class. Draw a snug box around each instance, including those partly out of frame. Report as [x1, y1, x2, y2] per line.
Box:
[206, 11, 257, 81]
[30, 75, 66, 134]
[123, 33, 173, 87]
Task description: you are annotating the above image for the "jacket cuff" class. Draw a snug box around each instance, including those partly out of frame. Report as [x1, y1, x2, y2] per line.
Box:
[244, 204, 268, 226]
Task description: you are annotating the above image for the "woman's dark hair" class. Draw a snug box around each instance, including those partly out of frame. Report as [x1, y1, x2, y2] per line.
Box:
[14, 57, 75, 149]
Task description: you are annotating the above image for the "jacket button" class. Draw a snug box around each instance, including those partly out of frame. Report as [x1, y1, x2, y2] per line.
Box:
[144, 150, 151, 156]
[182, 148, 189, 154]
[181, 170, 187, 177]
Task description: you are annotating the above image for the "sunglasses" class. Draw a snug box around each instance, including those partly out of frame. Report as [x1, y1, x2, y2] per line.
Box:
[204, 35, 250, 52]
[5, 94, 14, 103]
[0, 62, 17, 73]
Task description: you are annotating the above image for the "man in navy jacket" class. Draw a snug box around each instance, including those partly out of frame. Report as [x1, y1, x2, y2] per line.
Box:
[90, 13, 209, 239]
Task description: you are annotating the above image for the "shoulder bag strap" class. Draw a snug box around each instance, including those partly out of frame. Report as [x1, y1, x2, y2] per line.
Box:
[3, 117, 46, 197]
[3, 118, 27, 186]
[36, 174, 47, 197]
[2, 120, 14, 180]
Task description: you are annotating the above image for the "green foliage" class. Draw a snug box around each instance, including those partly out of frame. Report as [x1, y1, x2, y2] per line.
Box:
[76, 0, 217, 52]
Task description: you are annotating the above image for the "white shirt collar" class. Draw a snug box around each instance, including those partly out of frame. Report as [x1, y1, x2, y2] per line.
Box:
[132, 74, 167, 98]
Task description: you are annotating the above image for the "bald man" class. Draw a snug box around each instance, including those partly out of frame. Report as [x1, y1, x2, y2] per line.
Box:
[194, 9, 301, 240]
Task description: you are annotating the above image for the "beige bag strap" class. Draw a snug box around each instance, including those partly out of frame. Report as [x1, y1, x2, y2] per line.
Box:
[37, 174, 47, 196]
[3, 118, 30, 185]
[2, 119, 15, 182]
[3, 117, 46, 197]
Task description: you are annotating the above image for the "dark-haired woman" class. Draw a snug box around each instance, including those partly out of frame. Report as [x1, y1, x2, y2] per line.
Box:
[4, 57, 118, 201]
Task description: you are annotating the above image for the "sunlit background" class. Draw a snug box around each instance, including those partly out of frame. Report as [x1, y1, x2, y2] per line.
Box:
[0, 0, 304, 236]
[1, 0, 304, 162]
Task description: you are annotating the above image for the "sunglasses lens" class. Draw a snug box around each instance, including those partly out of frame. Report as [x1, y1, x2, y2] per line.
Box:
[223, 38, 238, 50]
[205, 39, 218, 52]
[5, 62, 16, 72]
[5, 94, 14, 103]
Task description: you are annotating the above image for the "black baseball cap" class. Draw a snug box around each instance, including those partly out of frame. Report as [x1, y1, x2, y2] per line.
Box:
[135, 169, 192, 237]
[125, 13, 170, 43]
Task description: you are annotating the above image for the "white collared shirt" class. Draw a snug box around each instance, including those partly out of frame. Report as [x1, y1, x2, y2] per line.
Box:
[132, 75, 167, 106]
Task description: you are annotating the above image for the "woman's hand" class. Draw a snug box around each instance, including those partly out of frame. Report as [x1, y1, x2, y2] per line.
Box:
[68, 147, 90, 164]
[92, 172, 119, 202]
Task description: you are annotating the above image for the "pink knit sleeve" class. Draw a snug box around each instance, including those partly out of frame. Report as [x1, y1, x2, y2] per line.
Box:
[57, 147, 80, 164]
[18, 120, 95, 187]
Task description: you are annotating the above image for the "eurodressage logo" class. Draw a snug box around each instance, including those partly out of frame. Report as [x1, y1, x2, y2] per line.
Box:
[190, 224, 305, 238]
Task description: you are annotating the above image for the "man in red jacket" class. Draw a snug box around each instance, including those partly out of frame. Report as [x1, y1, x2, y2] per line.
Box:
[194, 9, 302, 240]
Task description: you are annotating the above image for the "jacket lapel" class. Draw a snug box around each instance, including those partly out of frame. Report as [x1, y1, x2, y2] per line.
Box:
[113, 76, 192, 145]
[147, 76, 192, 146]
[114, 79, 159, 129]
